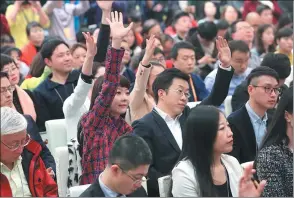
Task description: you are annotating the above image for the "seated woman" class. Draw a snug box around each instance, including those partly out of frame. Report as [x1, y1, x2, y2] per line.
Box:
[255, 86, 293, 197]
[0, 107, 58, 197]
[172, 105, 266, 197]
[0, 54, 36, 121]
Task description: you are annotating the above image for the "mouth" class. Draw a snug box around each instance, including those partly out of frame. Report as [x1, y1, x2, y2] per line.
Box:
[227, 139, 233, 145]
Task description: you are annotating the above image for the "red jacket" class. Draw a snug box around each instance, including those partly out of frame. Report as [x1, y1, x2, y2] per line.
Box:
[21, 41, 38, 66]
[0, 14, 10, 35]
[242, 0, 282, 24]
[0, 140, 58, 197]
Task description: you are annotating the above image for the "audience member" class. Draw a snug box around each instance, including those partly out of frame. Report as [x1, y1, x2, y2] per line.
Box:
[133, 36, 234, 196]
[255, 86, 293, 197]
[142, 19, 162, 38]
[80, 11, 134, 185]
[43, 0, 90, 46]
[70, 43, 87, 69]
[187, 21, 218, 79]
[256, 4, 273, 25]
[216, 19, 229, 38]
[126, 29, 142, 57]
[228, 67, 280, 163]
[245, 12, 261, 34]
[172, 11, 192, 42]
[152, 48, 166, 67]
[80, 134, 151, 197]
[171, 41, 209, 101]
[32, 38, 78, 131]
[120, 40, 136, 84]
[205, 40, 252, 111]
[276, 14, 293, 31]
[197, 2, 218, 25]
[21, 22, 45, 66]
[220, 5, 239, 25]
[5, 0, 49, 48]
[0, 107, 58, 197]
[160, 34, 174, 59]
[0, 54, 36, 121]
[0, 34, 15, 48]
[172, 105, 266, 197]
[232, 53, 291, 112]
[275, 27, 293, 65]
[252, 24, 275, 59]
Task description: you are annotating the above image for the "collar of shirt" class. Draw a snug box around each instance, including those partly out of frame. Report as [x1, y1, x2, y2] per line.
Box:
[46, 69, 79, 89]
[0, 156, 22, 172]
[233, 67, 252, 78]
[99, 173, 125, 197]
[245, 101, 268, 123]
[154, 106, 182, 122]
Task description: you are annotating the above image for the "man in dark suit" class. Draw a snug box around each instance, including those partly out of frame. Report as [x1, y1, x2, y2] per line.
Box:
[132, 37, 234, 197]
[228, 67, 280, 164]
[80, 134, 151, 197]
[232, 53, 291, 112]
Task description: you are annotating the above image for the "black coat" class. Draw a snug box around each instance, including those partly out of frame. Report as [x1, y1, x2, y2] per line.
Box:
[132, 67, 234, 196]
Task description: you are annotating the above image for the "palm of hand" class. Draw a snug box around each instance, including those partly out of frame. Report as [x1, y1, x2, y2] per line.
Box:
[110, 22, 129, 39]
[218, 47, 231, 65]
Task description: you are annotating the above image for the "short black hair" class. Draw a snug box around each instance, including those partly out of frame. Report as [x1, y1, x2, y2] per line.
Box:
[0, 71, 9, 79]
[256, 4, 271, 15]
[153, 47, 164, 56]
[216, 19, 229, 30]
[40, 39, 69, 60]
[26, 21, 43, 37]
[275, 27, 293, 41]
[224, 20, 241, 41]
[0, 54, 17, 71]
[108, 134, 152, 171]
[277, 14, 293, 30]
[152, 68, 190, 103]
[198, 21, 217, 41]
[142, 19, 160, 36]
[2, 47, 22, 57]
[170, 41, 195, 60]
[228, 40, 250, 54]
[261, 53, 291, 79]
[0, 34, 14, 45]
[172, 11, 190, 26]
[246, 66, 279, 86]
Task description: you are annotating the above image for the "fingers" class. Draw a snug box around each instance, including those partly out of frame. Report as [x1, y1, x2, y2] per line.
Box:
[119, 12, 123, 23]
[257, 180, 267, 194]
[111, 11, 115, 23]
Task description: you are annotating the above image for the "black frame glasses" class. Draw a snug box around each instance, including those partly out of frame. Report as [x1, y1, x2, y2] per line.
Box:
[1, 134, 31, 151]
[252, 85, 281, 95]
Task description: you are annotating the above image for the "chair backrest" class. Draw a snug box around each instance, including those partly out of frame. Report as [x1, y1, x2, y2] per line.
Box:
[68, 184, 91, 197]
[55, 146, 69, 197]
[45, 119, 67, 156]
[224, 95, 232, 117]
[158, 175, 172, 197]
[187, 101, 201, 109]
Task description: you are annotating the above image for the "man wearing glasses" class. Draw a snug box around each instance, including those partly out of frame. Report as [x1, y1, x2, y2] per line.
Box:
[80, 134, 151, 197]
[0, 72, 56, 178]
[228, 66, 281, 164]
[0, 107, 57, 197]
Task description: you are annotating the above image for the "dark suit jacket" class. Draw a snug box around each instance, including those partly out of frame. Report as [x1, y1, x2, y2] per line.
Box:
[80, 178, 147, 197]
[132, 67, 234, 196]
[227, 105, 271, 164]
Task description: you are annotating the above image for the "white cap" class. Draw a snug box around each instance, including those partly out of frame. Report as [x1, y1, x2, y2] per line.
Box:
[1, 107, 27, 135]
[259, 1, 274, 10]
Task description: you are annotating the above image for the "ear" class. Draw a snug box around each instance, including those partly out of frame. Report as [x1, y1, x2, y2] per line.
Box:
[247, 85, 254, 95]
[157, 89, 166, 100]
[110, 164, 120, 176]
[44, 58, 52, 67]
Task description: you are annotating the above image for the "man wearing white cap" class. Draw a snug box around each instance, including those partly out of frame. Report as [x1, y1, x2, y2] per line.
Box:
[0, 107, 58, 197]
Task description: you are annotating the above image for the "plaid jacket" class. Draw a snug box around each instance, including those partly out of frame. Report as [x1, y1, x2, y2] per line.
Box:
[80, 47, 133, 185]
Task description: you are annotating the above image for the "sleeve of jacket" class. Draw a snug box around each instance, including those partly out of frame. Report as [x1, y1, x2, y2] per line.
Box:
[38, 157, 58, 197]
[226, 117, 241, 162]
[32, 91, 51, 132]
[132, 119, 164, 196]
[24, 115, 56, 174]
[94, 24, 110, 62]
[199, 66, 234, 107]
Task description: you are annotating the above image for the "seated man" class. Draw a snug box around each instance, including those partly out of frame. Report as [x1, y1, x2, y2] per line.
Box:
[80, 134, 151, 197]
[0, 72, 56, 176]
[0, 107, 57, 197]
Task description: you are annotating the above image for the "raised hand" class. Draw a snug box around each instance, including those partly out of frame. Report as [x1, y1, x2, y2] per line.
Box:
[29, 0, 42, 9]
[239, 163, 266, 197]
[106, 11, 133, 41]
[142, 35, 157, 65]
[82, 32, 97, 57]
[96, 0, 113, 11]
[216, 36, 231, 68]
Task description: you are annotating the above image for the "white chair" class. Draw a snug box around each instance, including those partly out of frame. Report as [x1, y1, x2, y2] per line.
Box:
[187, 101, 201, 108]
[45, 119, 67, 156]
[224, 95, 233, 117]
[68, 184, 90, 197]
[55, 146, 69, 197]
[158, 175, 172, 197]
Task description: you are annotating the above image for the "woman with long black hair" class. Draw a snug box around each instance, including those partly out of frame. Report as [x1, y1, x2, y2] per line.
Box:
[172, 105, 266, 197]
[255, 86, 293, 197]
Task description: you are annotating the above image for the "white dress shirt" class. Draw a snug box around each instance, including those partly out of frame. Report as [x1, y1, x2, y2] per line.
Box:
[0, 156, 32, 197]
[154, 107, 183, 149]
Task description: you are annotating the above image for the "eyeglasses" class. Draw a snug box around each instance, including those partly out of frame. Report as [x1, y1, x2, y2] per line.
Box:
[1, 134, 31, 151]
[166, 88, 191, 98]
[116, 164, 149, 185]
[252, 85, 281, 95]
[0, 85, 15, 95]
[2, 66, 19, 75]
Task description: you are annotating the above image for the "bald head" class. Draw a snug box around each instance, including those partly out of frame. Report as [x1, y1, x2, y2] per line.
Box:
[245, 12, 261, 33]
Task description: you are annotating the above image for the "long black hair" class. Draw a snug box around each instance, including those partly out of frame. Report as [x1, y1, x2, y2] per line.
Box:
[255, 24, 276, 56]
[260, 86, 293, 150]
[179, 105, 222, 196]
